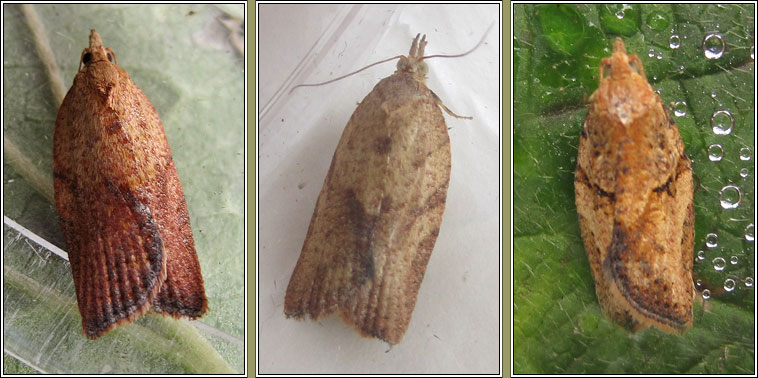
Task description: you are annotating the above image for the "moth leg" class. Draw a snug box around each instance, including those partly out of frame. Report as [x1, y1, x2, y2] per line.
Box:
[429, 89, 472, 120]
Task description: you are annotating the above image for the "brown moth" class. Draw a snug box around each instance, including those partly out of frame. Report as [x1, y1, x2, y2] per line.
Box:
[574, 38, 694, 333]
[54, 30, 208, 339]
[284, 34, 468, 345]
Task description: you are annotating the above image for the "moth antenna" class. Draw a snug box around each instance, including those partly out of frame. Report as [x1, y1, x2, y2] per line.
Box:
[289, 55, 403, 94]
[422, 22, 493, 60]
[289, 22, 493, 94]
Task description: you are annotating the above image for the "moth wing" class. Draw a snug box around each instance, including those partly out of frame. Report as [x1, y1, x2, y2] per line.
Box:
[150, 159, 208, 318]
[53, 88, 167, 338]
[577, 130, 694, 333]
[53, 84, 205, 338]
[604, 151, 694, 333]
[574, 162, 642, 329]
[285, 75, 451, 344]
[54, 152, 166, 338]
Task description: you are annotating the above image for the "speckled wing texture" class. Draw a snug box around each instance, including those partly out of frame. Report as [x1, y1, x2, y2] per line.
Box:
[53, 30, 207, 339]
[574, 38, 694, 334]
[285, 34, 451, 345]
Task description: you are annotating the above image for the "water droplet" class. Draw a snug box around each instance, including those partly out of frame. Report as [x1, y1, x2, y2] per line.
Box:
[696, 279, 703, 288]
[648, 48, 656, 58]
[739, 146, 752, 161]
[724, 278, 736, 292]
[705, 233, 719, 248]
[656, 53, 663, 60]
[745, 223, 754, 242]
[707, 144, 724, 161]
[702, 289, 711, 299]
[730, 256, 739, 265]
[673, 101, 687, 117]
[696, 250, 706, 261]
[745, 277, 754, 287]
[752, 45, 755, 60]
[611, 4, 634, 20]
[710, 110, 734, 135]
[702, 33, 725, 59]
[718, 184, 743, 209]
[713, 256, 726, 271]
[711, 91, 718, 98]
[646, 12, 669, 30]
[740, 168, 749, 178]
[669, 35, 681, 49]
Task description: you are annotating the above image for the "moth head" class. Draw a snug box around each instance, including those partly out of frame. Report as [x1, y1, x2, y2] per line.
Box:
[79, 30, 119, 72]
[396, 33, 429, 80]
[396, 55, 428, 78]
[598, 38, 646, 83]
[77, 29, 125, 98]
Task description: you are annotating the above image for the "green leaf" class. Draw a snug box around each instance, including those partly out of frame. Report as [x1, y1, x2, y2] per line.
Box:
[514, 4, 754, 374]
[536, 4, 587, 56]
[3, 4, 243, 373]
[599, 4, 641, 36]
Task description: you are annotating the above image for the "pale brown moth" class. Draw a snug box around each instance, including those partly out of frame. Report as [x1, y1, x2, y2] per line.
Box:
[574, 38, 695, 333]
[284, 34, 470, 345]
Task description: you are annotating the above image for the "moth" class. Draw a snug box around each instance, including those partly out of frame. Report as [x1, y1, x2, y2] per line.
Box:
[284, 34, 469, 345]
[574, 38, 695, 333]
[54, 30, 208, 339]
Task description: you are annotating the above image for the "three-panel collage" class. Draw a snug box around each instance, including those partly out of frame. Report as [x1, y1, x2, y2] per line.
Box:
[1, 1, 755, 377]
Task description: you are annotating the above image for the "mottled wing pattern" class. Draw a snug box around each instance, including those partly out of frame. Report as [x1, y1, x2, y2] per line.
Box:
[285, 73, 450, 344]
[575, 39, 694, 333]
[602, 112, 694, 332]
[574, 136, 694, 333]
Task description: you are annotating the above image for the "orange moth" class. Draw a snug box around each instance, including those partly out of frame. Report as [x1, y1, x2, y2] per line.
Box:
[53, 30, 208, 339]
[575, 38, 694, 333]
